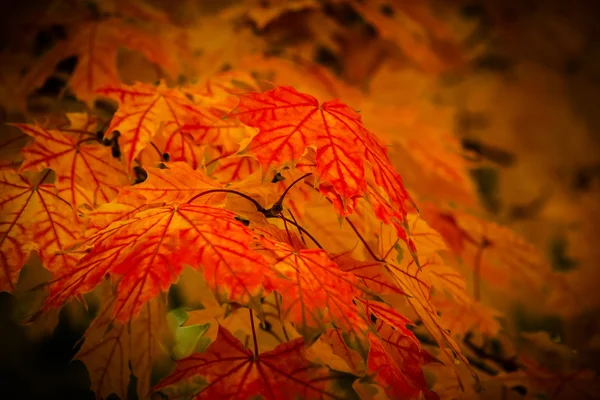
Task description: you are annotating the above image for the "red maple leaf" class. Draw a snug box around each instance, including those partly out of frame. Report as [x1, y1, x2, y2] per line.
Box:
[43, 204, 270, 321]
[261, 241, 368, 333]
[154, 322, 345, 399]
[368, 325, 438, 400]
[233, 86, 413, 220]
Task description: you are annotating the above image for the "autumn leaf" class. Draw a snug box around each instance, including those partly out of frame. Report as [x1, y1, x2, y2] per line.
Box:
[434, 299, 502, 337]
[131, 162, 223, 204]
[0, 170, 81, 292]
[43, 204, 270, 322]
[182, 70, 261, 107]
[343, 218, 476, 380]
[154, 323, 345, 399]
[333, 252, 401, 296]
[98, 81, 248, 169]
[421, 203, 553, 291]
[385, 254, 476, 382]
[220, 0, 320, 30]
[367, 328, 438, 400]
[19, 18, 181, 105]
[16, 120, 129, 208]
[76, 296, 171, 400]
[495, 357, 599, 400]
[352, 0, 463, 73]
[209, 154, 260, 183]
[233, 86, 413, 220]
[261, 241, 368, 334]
[322, 328, 365, 374]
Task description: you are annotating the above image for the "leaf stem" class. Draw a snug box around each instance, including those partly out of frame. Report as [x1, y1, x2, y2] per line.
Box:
[186, 189, 266, 212]
[149, 141, 165, 161]
[346, 217, 382, 262]
[274, 172, 312, 207]
[473, 239, 489, 301]
[287, 210, 306, 246]
[249, 309, 259, 357]
[277, 216, 323, 249]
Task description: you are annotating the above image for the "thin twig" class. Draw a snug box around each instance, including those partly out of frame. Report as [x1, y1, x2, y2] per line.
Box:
[346, 217, 382, 262]
[186, 189, 265, 212]
[274, 172, 312, 207]
[277, 215, 323, 249]
[287, 210, 306, 246]
[249, 309, 259, 357]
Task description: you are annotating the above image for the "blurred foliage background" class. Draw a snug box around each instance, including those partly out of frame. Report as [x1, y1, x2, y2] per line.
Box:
[0, 0, 599, 399]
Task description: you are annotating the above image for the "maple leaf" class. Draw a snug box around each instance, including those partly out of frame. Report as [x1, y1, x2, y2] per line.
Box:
[0, 170, 81, 292]
[131, 162, 223, 204]
[154, 323, 345, 399]
[367, 328, 438, 400]
[98, 82, 247, 169]
[76, 296, 171, 400]
[338, 218, 476, 379]
[322, 328, 365, 375]
[385, 255, 476, 382]
[421, 204, 553, 291]
[220, 0, 320, 30]
[495, 357, 600, 400]
[43, 204, 270, 322]
[261, 241, 368, 334]
[352, 0, 463, 73]
[182, 70, 261, 107]
[335, 253, 404, 296]
[138, 127, 206, 169]
[19, 18, 181, 104]
[209, 154, 260, 183]
[16, 121, 129, 208]
[233, 86, 413, 220]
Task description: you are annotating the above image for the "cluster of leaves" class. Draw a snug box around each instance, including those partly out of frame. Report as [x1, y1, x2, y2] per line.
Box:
[1, 0, 599, 399]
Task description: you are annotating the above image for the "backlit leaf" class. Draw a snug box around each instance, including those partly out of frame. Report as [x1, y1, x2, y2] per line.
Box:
[154, 323, 344, 399]
[20, 18, 180, 104]
[43, 204, 270, 321]
[76, 297, 171, 399]
[16, 122, 129, 208]
[99, 82, 243, 170]
[132, 162, 223, 204]
[262, 241, 368, 334]
[0, 170, 81, 292]
[233, 86, 413, 221]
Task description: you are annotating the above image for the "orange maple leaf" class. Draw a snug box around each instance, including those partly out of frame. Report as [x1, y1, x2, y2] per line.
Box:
[75, 297, 170, 400]
[19, 18, 180, 105]
[0, 170, 81, 292]
[353, 0, 463, 73]
[43, 204, 270, 322]
[98, 82, 246, 169]
[131, 162, 223, 204]
[261, 241, 368, 333]
[154, 323, 343, 400]
[209, 154, 260, 183]
[323, 328, 365, 375]
[233, 86, 413, 219]
[16, 121, 129, 208]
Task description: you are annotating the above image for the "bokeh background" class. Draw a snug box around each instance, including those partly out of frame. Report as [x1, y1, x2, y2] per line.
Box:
[1, 0, 599, 399]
